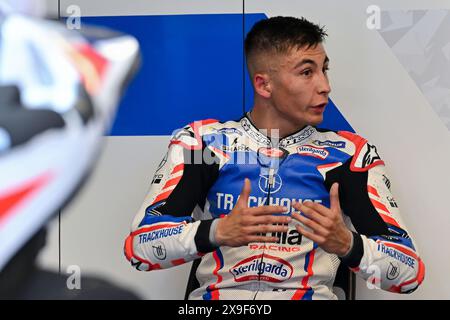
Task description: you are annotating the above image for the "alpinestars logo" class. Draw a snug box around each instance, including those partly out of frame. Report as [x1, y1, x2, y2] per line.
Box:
[230, 254, 293, 283]
[362, 144, 381, 167]
[280, 127, 315, 147]
[241, 118, 271, 145]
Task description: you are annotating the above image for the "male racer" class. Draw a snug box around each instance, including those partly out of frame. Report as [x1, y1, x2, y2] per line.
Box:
[124, 16, 425, 300]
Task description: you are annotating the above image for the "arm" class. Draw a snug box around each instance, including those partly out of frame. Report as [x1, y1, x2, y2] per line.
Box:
[329, 134, 425, 293]
[124, 121, 220, 271]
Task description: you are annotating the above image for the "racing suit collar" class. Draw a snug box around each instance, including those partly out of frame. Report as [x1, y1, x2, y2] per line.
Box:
[241, 113, 316, 148]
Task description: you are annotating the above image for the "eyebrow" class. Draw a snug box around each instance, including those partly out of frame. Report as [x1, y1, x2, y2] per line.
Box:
[294, 56, 329, 69]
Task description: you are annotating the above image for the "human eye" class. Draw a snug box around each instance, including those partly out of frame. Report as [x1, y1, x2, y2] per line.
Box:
[300, 68, 313, 77]
[323, 65, 330, 74]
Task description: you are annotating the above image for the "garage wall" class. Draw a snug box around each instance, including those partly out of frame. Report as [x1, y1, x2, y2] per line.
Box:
[38, 0, 450, 299]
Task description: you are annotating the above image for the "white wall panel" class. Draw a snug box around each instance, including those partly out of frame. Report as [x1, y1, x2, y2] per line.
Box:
[39, 0, 450, 299]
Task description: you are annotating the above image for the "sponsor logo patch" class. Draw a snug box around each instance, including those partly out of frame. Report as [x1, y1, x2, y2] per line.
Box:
[259, 174, 282, 194]
[221, 137, 250, 152]
[152, 241, 167, 260]
[382, 174, 391, 190]
[230, 254, 293, 283]
[138, 225, 183, 243]
[362, 144, 381, 167]
[241, 118, 271, 145]
[258, 147, 285, 158]
[297, 145, 329, 160]
[312, 140, 346, 148]
[280, 127, 315, 147]
[387, 262, 400, 280]
[378, 243, 415, 268]
[215, 127, 243, 135]
[221, 144, 250, 152]
[387, 196, 398, 208]
[152, 174, 164, 184]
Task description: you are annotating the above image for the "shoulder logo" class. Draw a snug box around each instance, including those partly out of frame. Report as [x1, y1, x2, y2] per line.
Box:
[297, 145, 329, 160]
[215, 127, 243, 136]
[312, 140, 346, 148]
[362, 144, 381, 167]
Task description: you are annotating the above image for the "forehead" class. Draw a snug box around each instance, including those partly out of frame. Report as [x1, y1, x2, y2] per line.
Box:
[282, 43, 328, 66]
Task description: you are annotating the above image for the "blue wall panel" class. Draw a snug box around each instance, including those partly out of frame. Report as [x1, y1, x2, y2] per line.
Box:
[82, 14, 353, 135]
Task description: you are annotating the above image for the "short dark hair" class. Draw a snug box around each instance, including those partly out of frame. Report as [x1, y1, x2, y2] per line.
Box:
[245, 16, 327, 62]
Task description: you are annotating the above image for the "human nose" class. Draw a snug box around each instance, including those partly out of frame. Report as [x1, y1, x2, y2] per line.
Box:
[317, 72, 331, 96]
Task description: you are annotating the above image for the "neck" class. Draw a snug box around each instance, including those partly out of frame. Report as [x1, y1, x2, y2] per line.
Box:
[249, 100, 307, 139]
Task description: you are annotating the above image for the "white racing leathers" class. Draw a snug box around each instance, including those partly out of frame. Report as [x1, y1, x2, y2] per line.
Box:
[124, 116, 425, 299]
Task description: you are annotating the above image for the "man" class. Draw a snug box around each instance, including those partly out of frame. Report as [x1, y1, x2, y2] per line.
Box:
[124, 16, 425, 300]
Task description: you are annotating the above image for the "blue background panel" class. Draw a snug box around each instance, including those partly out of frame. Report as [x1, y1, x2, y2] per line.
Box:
[82, 14, 353, 135]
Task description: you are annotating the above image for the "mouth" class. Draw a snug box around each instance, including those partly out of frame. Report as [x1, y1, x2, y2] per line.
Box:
[310, 103, 327, 113]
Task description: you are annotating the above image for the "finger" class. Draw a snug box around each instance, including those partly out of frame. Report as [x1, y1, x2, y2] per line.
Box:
[292, 213, 328, 236]
[250, 215, 291, 226]
[295, 224, 324, 244]
[330, 182, 340, 211]
[246, 235, 280, 243]
[292, 200, 302, 212]
[295, 203, 331, 227]
[245, 224, 289, 235]
[300, 201, 331, 218]
[236, 178, 251, 208]
[247, 205, 288, 216]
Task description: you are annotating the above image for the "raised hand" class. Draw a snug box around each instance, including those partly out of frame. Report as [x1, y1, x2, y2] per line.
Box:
[215, 178, 291, 247]
[292, 183, 352, 256]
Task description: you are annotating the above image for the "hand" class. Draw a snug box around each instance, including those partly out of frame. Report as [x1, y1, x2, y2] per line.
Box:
[292, 183, 352, 256]
[215, 178, 291, 247]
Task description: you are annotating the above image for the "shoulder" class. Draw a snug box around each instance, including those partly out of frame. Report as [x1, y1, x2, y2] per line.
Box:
[338, 130, 385, 172]
[314, 128, 385, 172]
[170, 118, 242, 150]
[181, 118, 244, 137]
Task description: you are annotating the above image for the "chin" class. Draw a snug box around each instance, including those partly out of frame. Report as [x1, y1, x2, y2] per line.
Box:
[305, 115, 323, 127]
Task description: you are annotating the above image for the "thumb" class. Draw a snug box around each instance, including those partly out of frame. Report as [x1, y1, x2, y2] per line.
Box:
[236, 178, 251, 208]
[330, 182, 341, 211]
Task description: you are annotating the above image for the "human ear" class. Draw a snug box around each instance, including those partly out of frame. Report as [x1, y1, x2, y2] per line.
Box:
[253, 73, 271, 98]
